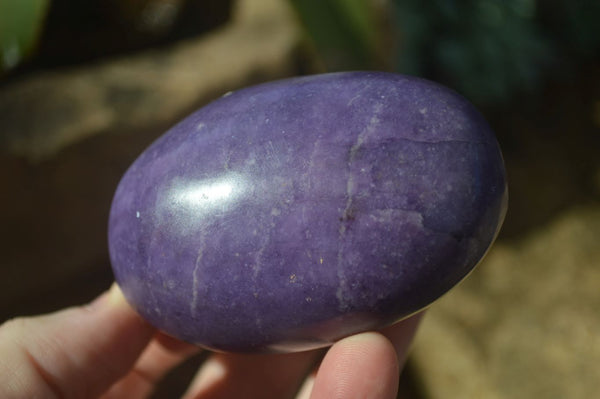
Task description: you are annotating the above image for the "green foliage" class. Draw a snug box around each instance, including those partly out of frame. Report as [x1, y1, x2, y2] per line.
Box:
[393, 0, 555, 104]
[537, 0, 600, 59]
[289, 0, 381, 70]
[291, 0, 600, 105]
[0, 0, 49, 72]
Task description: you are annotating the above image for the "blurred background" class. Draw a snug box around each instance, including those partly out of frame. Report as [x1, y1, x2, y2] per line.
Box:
[1, 0, 599, 397]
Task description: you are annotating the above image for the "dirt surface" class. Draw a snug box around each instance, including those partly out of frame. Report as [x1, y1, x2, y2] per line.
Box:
[1, 0, 599, 397]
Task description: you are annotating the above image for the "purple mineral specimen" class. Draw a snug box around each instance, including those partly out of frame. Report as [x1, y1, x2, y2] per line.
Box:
[108, 72, 507, 352]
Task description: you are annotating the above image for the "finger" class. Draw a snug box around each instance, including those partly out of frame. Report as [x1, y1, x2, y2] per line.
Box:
[309, 332, 400, 399]
[295, 371, 316, 399]
[0, 284, 155, 399]
[102, 332, 201, 398]
[182, 349, 321, 399]
[380, 312, 423, 367]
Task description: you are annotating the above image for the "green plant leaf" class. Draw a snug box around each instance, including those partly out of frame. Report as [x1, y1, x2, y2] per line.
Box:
[0, 0, 50, 72]
[289, 0, 381, 71]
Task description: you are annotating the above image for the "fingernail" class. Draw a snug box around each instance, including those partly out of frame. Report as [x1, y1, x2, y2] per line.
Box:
[106, 283, 128, 306]
[185, 357, 227, 397]
[87, 283, 127, 311]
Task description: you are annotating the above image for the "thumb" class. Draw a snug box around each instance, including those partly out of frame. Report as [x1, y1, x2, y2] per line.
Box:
[0, 284, 155, 399]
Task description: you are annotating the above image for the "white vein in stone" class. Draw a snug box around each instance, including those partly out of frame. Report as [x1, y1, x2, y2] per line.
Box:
[336, 103, 384, 310]
[191, 234, 206, 316]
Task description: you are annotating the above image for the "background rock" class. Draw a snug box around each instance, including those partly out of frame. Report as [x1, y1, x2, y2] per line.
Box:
[0, 0, 298, 161]
[1, 0, 599, 398]
[412, 205, 600, 398]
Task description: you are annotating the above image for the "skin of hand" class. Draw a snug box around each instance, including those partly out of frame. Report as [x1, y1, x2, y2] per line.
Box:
[0, 284, 422, 399]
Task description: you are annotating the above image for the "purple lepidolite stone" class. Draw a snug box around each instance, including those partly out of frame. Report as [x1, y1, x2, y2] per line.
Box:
[108, 72, 507, 352]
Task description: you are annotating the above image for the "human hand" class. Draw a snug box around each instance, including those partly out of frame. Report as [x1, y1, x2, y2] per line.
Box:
[0, 284, 421, 399]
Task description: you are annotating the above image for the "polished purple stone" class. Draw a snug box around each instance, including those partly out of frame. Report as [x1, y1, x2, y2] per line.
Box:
[108, 72, 507, 353]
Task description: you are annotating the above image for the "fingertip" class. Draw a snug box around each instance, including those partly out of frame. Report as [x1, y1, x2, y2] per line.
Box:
[106, 282, 127, 306]
[89, 283, 150, 332]
[341, 331, 398, 354]
[310, 332, 399, 399]
[89, 283, 133, 313]
[341, 332, 400, 379]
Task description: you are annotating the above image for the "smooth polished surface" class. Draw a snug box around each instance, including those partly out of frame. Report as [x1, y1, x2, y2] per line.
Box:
[108, 72, 507, 352]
